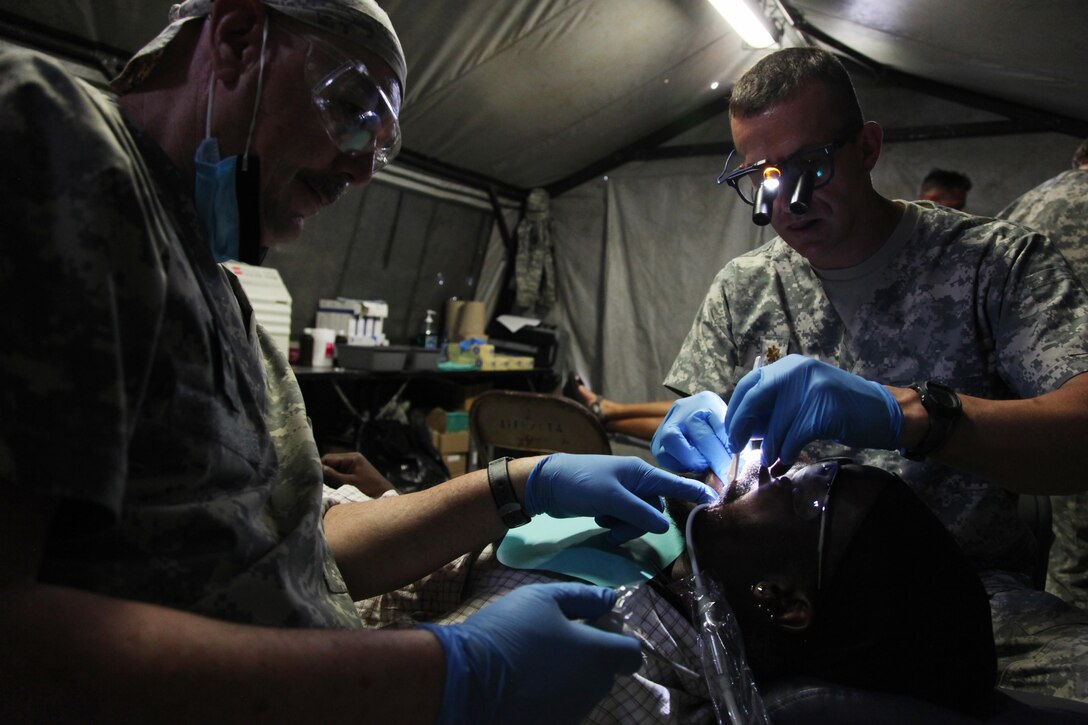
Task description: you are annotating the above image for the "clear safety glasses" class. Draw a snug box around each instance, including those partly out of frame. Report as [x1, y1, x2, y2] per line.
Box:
[780, 458, 840, 591]
[716, 128, 860, 220]
[302, 32, 402, 170]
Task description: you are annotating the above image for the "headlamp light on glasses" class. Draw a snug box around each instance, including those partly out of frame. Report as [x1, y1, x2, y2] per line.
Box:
[716, 128, 861, 225]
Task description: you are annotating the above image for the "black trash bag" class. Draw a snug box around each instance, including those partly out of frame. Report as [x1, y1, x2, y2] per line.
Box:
[354, 407, 450, 493]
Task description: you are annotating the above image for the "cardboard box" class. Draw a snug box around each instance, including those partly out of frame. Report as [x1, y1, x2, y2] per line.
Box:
[447, 342, 495, 365]
[443, 453, 466, 478]
[426, 408, 469, 433]
[475, 354, 534, 370]
[431, 429, 470, 454]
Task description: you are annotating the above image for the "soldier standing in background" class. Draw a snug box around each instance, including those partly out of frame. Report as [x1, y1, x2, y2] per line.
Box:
[998, 137, 1088, 614]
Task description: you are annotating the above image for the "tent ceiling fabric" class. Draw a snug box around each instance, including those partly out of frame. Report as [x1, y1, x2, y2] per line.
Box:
[384, 0, 764, 191]
[2, 0, 1085, 192]
[791, 0, 1087, 123]
[385, 0, 1088, 191]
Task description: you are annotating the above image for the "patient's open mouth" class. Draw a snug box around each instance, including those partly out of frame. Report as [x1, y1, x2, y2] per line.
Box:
[721, 475, 755, 504]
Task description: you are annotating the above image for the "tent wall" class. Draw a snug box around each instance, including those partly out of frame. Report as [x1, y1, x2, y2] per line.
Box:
[552, 131, 1078, 405]
[264, 170, 519, 345]
[5, 2, 1080, 387]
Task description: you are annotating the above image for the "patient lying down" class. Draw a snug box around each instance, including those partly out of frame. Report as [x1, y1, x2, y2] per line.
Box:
[353, 459, 997, 723]
[661, 458, 996, 712]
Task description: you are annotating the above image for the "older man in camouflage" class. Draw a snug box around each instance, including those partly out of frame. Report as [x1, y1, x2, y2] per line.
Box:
[998, 138, 1088, 615]
[0, 0, 726, 721]
[653, 48, 1088, 701]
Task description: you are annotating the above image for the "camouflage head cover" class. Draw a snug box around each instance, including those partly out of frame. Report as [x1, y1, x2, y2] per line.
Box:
[111, 0, 406, 95]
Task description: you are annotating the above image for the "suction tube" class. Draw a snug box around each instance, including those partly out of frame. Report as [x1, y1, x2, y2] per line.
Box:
[685, 504, 771, 724]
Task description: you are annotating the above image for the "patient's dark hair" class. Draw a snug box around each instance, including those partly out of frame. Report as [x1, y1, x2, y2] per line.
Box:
[683, 462, 996, 711]
[729, 47, 864, 134]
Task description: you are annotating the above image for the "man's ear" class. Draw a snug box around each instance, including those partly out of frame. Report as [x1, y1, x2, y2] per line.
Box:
[858, 120, 883, 173]
[751, 578, 814, 633]
[208, 0, 267, 87]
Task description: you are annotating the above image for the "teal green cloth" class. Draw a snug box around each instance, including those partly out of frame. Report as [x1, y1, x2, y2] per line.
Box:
[496, 513, 684, 588]
[438, 361, 476, 372]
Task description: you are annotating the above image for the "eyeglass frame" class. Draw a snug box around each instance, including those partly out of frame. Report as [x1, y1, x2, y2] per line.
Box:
[777, 458, 843, 592]
[716, 127, 863, 207]
[688, 458, 843, 600]
[293, 23, 403, 170]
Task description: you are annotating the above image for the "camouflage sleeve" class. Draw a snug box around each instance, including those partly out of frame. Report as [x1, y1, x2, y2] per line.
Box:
[663, 264, 743, 396]
[998, 170, 1088, 289]
[987, 224, 1088, 396]
[0, 49, 166, 516]
[663, 242, 798, 400]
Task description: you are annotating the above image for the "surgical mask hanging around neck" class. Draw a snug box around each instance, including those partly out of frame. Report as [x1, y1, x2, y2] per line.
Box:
[193, 21, 268, 265]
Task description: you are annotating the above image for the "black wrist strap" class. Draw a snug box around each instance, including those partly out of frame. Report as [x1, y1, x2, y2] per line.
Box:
[488, 457, 530, 528]
[902, 381, 962, 461]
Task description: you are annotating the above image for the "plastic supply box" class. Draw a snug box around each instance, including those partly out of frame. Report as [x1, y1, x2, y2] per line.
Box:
[336, 344, 409, 371]
[406, 346, 440, 371]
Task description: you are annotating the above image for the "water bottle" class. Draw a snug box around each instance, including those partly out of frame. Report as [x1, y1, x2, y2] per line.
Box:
[418, 309, 438, 349]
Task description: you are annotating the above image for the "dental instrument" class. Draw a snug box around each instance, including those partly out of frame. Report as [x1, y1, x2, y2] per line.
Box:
[726, 355, 763, 486]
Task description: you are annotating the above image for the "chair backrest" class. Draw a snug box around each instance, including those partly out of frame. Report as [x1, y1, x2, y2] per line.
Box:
[469, 389, 612, 460]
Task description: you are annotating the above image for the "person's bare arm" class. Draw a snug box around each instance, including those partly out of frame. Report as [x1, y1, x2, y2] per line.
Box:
[324, 457, 544, 599]
[322, 451, 395, 497]
[606, 417, 667, 441]
[576, 383, 672, 426]
[892, 372, 1088, 494]
[599, 400, 674, 421]
[0, 490, 443, 724]
[572, 385, 671, 441]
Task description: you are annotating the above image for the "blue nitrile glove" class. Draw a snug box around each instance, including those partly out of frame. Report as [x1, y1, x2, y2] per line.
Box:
[419, 583, 641, 725]
[724, 354, 903, 467]
[523, 453, 717, 544]
[650, 391, 734, 484]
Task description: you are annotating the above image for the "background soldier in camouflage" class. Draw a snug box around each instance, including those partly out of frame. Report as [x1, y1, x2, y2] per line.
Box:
[0, 0, 717, 721]
[999, 138, 1088, 614]
[918, 167, 973, 210]
[653, 47, 1088, 702]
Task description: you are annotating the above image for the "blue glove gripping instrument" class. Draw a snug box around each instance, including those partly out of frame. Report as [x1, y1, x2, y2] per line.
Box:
[724, 354, 903, 467]
[420, 583, 641, 725]
[523, 454, 717, 544]
[650, 391, 734, 485]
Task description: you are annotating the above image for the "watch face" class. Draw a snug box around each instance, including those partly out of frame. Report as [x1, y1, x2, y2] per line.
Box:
[925, 382, 961, 412]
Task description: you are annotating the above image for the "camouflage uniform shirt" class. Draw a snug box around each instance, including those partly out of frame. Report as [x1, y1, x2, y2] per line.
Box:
[0, 48, 359, 629]
[999, 169, 1088, 288]
[999, 168, 1088, 611]
[665, 201, 1088, 576]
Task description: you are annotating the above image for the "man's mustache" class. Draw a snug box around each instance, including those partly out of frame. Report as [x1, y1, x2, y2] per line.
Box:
[299, 169, 350, 206]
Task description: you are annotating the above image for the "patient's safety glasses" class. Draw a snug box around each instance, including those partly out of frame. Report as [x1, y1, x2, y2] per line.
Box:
[779, 459, 840, 591]
[303, 32, 402, 170]
[716, 129, 860, 225]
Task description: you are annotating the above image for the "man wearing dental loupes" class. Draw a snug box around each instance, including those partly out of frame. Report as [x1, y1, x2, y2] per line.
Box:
[652, 47, 1088, 701]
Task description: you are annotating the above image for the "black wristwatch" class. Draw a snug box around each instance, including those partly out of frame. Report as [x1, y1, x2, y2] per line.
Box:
[902, 380, 962, 461]
[487, 457, 531, 528]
